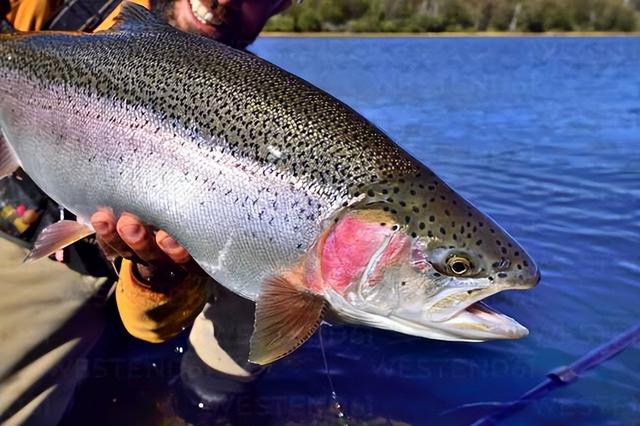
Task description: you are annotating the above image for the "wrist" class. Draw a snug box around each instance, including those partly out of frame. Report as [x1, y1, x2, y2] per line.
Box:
[128, 260, 186, 292]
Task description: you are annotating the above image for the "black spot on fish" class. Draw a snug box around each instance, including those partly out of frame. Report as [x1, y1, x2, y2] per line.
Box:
[419, 222, 425, 229]
[497, 272, 508, 278]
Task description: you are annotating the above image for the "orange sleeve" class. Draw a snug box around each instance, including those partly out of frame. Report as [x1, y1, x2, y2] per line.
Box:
[116, 259, 210, 343]
[6, 0, 62, 31]
[92, 0, 151, 32]
[4, 0, 151, 33]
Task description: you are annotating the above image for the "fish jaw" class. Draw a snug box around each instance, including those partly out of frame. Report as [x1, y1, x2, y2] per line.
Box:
[325, 288, 531, 342]
[314, 208, 540, 342]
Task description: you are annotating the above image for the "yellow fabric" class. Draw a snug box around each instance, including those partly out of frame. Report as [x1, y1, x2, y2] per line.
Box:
[5, 0, 150, 32]
[6, 0, 62, 31]
[116, 259, 210, 343]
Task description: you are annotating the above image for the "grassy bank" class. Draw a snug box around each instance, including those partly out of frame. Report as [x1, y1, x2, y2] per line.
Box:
[266, 0, 640, 33]
[261, 30, 640, 37]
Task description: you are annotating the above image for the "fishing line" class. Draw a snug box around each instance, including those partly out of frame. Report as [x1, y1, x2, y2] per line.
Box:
[318, 326, 348, 425]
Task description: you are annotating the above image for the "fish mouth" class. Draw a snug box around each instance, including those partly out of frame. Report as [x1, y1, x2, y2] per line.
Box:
[325, 282, 534, 342]
[402, 297, 530, 341]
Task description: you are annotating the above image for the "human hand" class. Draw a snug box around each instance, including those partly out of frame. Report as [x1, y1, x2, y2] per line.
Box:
[90, 210, 197, 288]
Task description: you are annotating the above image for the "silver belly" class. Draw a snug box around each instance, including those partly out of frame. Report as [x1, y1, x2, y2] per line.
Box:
[1, 80, 337, 300]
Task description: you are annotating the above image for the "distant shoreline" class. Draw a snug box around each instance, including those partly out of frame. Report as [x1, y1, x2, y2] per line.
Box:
[261, 31, 640, 38]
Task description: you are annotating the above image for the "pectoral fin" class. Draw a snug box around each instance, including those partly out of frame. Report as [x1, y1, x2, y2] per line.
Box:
[0, 133, 20, 179]
[24, 220, 95, 263]
[249, 275, 326, 365]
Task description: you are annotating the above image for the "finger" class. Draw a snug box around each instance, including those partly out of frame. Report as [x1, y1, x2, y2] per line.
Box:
[91, 210, 133, 258]
[116, 213, 170, 266]
[154, 231, 201, 274]
[155, 230, 192, 265]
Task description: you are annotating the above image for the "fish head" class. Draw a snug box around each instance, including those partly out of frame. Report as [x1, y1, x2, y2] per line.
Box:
[318, 174, 540, 342]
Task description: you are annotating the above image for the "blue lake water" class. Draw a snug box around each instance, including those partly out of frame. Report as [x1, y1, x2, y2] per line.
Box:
[62, 37, 640, 425]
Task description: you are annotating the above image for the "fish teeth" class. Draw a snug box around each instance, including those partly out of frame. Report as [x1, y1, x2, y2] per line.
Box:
[188, 0, 216, 25]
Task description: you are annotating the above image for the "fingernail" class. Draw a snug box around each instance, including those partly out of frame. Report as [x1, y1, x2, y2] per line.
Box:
[93, 221, 110, 234]
[159, 236, 180, 251]
[120, 224, 144, 242]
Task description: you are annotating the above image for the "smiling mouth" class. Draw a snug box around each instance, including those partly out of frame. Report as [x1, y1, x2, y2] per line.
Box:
[188, 0, 224, 25]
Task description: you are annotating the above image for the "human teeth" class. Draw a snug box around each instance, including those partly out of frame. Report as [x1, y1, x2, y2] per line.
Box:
[188, 0, 217, 25]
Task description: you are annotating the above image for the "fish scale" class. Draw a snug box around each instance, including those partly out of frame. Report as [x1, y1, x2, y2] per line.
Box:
[1, 23, 422, 295]
[0, 4, 539, 363]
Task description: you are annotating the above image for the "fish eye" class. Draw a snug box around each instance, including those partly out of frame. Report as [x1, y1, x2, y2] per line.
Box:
[447, 256, 472, 275]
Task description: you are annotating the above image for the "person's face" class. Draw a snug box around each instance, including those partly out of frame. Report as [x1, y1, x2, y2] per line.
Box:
[154, 0, 292, 49]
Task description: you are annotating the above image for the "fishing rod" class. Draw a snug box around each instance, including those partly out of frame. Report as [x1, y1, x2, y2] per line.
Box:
[450, 323, 640, 425]
[79, 0, 123, 32]
[46, 0, 123, 32]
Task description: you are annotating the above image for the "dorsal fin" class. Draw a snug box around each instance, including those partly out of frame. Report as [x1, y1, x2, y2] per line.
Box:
[111, 1, 170, 32]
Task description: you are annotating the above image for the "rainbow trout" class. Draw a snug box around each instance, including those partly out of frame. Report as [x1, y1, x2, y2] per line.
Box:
[0, 4, 539, 364]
